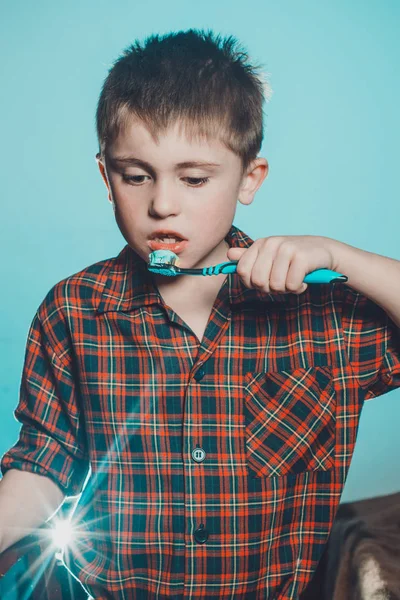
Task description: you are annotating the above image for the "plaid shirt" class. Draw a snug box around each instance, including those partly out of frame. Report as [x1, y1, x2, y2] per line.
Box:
[2, 224, 400, 599]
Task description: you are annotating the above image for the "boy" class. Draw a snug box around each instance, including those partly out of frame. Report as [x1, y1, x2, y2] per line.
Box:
[0, 28, 399, 600]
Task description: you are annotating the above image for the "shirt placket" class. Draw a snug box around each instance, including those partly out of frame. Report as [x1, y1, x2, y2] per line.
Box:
[161, 285, 232, 597]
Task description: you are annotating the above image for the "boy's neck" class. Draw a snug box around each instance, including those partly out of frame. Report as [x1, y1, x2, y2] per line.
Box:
[155, 270, 228, 307]
[151, 239, 231, 306]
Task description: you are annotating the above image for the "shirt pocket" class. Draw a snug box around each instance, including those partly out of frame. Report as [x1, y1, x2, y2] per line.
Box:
[243, 366, 336, 478]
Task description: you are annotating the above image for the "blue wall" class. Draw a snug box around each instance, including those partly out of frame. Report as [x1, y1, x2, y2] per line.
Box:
[1, 0, 399, 502]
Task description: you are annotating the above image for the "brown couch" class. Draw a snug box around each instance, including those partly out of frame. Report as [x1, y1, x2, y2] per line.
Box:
[300, 491, 400, 600]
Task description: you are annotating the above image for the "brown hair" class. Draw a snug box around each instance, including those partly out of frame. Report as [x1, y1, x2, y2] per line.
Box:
[95, 29, 272, 174]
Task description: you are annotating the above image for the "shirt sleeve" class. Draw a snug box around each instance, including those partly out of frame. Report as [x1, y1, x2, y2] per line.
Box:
[340, 284, 400, 401]
[0, 309, 89, 497]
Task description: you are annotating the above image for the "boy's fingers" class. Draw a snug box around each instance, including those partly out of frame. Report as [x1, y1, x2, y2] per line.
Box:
[230, 245, 263, 290]
[250, 250, 274, 291]
[226, 247, 246, 261]
[268, 251, 292, 291]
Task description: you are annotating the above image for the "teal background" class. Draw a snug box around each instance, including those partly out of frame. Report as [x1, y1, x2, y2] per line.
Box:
[1, 1, 399, 502]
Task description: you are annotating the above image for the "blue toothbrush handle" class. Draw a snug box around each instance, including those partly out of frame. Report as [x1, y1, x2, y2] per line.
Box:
[303, 269, 347, 284]
[210, 262, 347, 284]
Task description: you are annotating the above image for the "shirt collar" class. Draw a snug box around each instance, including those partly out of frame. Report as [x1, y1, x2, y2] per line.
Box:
[96, 224, 287, 313]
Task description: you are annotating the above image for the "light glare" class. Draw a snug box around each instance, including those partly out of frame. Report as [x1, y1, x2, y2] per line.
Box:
[52, 519, 73, 550]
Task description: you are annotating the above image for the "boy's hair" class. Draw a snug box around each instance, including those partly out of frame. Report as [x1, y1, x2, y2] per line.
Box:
[95, 29, 272, 175]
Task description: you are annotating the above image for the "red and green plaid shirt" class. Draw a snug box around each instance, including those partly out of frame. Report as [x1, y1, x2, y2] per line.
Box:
[2, 224, 400, 599]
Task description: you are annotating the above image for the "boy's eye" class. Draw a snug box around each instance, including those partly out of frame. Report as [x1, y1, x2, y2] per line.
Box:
[122, 175, 148, 184]
[122, 175, 209, 187]
[185, 177, 209, 186]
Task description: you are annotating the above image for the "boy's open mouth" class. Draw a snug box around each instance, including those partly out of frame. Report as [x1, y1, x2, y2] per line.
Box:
[153, 237, 181, 243]
[148, 231, 187, 243]
[147, 232, 189, 254]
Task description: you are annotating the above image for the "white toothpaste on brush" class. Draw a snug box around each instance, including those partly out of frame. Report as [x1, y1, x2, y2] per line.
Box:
[149, 249, 179, 264]
[148, 250, 180, 275]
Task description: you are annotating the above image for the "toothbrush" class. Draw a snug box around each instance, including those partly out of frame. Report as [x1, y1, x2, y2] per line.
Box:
[147, 249, 348, 284]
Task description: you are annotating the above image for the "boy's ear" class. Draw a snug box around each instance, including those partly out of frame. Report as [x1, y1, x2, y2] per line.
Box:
[95, 153, 112, 202]
[238, 158, 269, 206]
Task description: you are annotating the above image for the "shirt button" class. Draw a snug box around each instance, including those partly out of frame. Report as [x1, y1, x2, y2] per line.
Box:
[192, 446, 206, 463]
[194, 524, 208, 544]
[194, 367, 205, 381]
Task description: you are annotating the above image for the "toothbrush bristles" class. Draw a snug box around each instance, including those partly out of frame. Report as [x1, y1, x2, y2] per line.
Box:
[148, 249, 180, 267]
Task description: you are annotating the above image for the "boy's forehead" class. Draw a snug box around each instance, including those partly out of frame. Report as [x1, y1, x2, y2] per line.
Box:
[109, 113, 235, 163]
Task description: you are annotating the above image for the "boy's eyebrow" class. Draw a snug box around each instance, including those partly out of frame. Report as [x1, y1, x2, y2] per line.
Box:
[110, 156, 221, 170]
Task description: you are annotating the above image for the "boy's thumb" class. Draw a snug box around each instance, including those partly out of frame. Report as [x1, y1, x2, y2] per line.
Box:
[227, 247, 245, 261]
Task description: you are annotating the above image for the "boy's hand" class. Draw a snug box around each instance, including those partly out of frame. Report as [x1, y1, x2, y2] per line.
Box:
[226, 235, 337, 295]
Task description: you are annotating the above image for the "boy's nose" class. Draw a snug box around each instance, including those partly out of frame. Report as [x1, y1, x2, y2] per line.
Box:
[149, 185, 181, 217]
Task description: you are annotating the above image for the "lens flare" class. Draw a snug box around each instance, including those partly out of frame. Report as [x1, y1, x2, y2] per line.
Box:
[51, 519, 73, 550]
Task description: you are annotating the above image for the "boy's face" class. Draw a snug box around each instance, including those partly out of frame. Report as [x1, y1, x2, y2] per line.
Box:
[97, 116, 268, 275]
